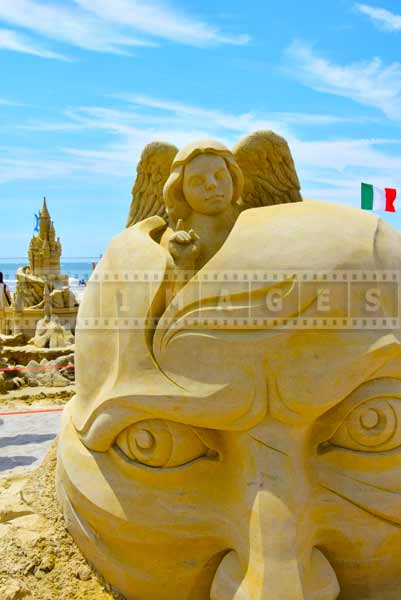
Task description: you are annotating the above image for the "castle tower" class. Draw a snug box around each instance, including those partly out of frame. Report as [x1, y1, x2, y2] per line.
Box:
[39, 197, 51, 239]
[28, 197, 61, 277]
[49, 221, 55, 242]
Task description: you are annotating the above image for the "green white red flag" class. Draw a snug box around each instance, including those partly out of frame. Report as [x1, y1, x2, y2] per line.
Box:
[361, 183, 397, 212]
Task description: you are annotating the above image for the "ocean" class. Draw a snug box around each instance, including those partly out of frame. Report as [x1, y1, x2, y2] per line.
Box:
[0, 261, 95, 299]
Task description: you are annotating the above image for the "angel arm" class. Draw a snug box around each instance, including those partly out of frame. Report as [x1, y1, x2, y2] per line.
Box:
[233, 130, 302, 209]
[126, 141, 178, 228]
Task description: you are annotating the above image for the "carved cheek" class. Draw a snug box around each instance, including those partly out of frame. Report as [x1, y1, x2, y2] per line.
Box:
[222, 175, 233, 198]
[316, 391, 401, 526]
[317, 447, 401, 523]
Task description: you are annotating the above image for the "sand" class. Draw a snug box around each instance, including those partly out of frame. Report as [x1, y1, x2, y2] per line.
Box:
[0, 386, 74, 412]
[0, 443, 125, 600]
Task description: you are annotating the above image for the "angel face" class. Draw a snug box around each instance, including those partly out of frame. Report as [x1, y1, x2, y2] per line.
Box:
[182, 154, 233, 216]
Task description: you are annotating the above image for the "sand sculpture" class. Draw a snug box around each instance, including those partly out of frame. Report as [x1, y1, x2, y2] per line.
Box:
[56, 132, 401, 599]
[29, 286, 74, 349]
[0, 199, 76, 395]
[0, 198, 78, 339]
[29, 313, 74, 349]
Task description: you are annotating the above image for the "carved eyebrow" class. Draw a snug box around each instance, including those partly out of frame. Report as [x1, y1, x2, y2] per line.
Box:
[281, 336, 401, 422]
[188, 174, 204, 183]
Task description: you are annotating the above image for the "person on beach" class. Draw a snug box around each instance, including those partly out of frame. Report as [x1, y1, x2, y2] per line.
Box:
[0, 272, 12, 307]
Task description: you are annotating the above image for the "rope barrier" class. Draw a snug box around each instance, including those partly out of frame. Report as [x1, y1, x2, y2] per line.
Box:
[0, 364, 74, 373]
[0, 407, 64, 416]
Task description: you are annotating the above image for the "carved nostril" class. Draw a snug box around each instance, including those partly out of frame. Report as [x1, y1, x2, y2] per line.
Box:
[210, 551, 243, 600]
[304, 548, 340, 600]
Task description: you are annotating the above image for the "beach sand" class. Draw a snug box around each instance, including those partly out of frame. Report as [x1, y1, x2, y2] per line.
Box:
[0, 442, 125, 600]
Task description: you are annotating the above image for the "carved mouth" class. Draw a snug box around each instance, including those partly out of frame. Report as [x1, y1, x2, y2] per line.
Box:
[207, 194, 224, 201]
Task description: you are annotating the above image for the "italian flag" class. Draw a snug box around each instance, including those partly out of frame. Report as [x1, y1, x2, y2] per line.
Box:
[361, 183, 397, 212]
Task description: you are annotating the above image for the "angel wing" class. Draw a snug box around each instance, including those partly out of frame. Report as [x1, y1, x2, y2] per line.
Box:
[126, 141, 178, 227]
[233, 130, 302, 209]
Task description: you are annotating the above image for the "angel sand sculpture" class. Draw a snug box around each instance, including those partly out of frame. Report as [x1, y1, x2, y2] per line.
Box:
[3, 131, 401, 600]
[126, 133, 301, 280]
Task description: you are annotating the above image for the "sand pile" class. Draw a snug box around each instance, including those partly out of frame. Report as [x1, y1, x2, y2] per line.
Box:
[0, 387, 74, 411]
[0, 444, 125, 600]
[0, 353, 74, 395]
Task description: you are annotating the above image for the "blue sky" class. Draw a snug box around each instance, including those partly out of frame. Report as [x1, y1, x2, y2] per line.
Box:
[1, 0, 401, 258]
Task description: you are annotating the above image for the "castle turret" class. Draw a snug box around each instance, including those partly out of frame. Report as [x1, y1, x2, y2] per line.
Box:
[28, 198, 61, 277]
[39, 197, 51, 239]
[49, 221, 56, 242]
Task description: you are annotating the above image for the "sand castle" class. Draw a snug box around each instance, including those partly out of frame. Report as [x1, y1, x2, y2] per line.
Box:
[0, 198, 78, 341]
[0, 199, 76, 394]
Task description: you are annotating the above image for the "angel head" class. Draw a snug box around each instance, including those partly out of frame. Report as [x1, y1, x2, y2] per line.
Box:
[126, 131, 302, 230]
[163, 139, 244, 225]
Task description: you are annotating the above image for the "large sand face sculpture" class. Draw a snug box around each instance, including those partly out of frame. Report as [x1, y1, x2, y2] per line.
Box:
[57, 133, 401, 599]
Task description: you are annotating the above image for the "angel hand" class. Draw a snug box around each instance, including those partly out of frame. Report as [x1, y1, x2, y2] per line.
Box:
[169, 229, 201, 269]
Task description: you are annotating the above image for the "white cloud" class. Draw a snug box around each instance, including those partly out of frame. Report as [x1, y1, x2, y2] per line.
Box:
[2, 94, 401, 211]
[0, 148, 77, 183]
[21, 100, 377, 140]
[272, 112, 379, 125]
[286, 41, 401, 122]
[0, 27, 68, 60]
[291, 137, 401, 172]
[0, 0, 249, 59]
[0, 0, 155, 55]
[355, 3, 401, 31]
[75, 0, 250, 47]
[120, 94, 287, 135]
[0, 96, 24, 106]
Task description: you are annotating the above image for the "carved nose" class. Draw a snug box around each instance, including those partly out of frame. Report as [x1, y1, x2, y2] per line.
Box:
[205, 178, 217, 191]
[211, 492, 339, 600]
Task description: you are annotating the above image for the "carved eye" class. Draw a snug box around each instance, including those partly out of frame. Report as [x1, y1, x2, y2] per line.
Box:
[215, 169, 227, 181]
[330, 398, 401, 452]
[189, 175, 204, 187]
[115, 419, 214, 468]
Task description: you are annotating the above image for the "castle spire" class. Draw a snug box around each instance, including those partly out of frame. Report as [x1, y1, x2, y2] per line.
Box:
[29, 197, 61, 276]
[39, 196, 51, 239]
[41, 196, 50, 219]
[49, 220, 55, 241]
